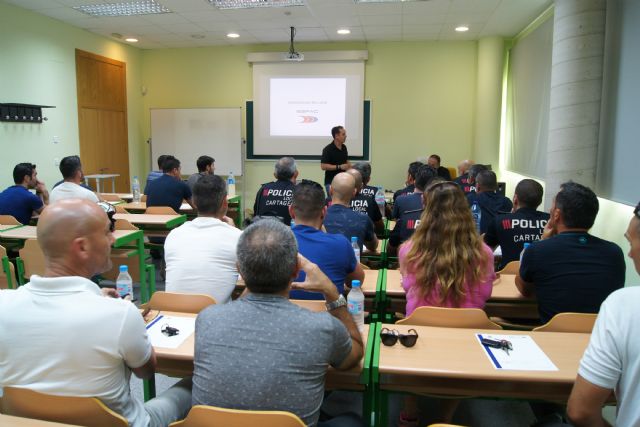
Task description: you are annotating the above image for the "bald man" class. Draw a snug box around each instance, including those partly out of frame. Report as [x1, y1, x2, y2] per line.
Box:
[345, 168, 384, 235]
[0, 199, 192, 427]
[324, 173, 377, 253]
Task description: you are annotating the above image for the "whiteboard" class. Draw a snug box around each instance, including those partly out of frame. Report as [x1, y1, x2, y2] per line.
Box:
[150, 108, 242, 176]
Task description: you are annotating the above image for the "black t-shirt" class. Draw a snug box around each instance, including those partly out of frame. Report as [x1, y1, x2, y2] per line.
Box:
[393, 184, 414, 204]
[144, 174, 192, 213]
[389, 192, 423, 248]
[485, 208, 550, 269]
[520, 232, 625, 324]
[350, 192, 382, 224]
[321, 142, 349, 185]
[454, 173, 474, 195]
[467, 191, 513, 234]
[253, 179, 295, 225]
[361, 185, 377, 199]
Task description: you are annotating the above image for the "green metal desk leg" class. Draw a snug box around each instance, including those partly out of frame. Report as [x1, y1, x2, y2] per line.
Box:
[143, 376, 156, 401]
[145, 264, 156, 296]
[136, 234, 149, 303]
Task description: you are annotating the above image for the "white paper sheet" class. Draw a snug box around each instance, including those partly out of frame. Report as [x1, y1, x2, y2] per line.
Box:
[146, 315, 195, 349]
[476, 334, 558, 371]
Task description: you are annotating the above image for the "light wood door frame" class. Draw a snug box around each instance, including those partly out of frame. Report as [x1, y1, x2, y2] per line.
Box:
[75, 49, 130, 192]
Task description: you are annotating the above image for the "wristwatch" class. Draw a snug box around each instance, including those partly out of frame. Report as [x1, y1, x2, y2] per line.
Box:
[325, 294, 347, 311]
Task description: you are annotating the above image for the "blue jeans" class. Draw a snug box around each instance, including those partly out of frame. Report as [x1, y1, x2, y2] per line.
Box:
[145, 377, 192, 427]
[318, 412, 364, 427]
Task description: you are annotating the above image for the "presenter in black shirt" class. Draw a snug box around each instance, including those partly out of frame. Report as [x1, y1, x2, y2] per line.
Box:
[320, 126, 350, 192]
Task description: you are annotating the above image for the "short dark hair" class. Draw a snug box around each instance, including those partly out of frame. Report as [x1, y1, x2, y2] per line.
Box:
[275, 157, 296, 180]
[292, 180, 325, 221]
[331, 126, 344, 138]
[352, 162, 371, 184]
[429, 154, 441, 165]
[237, 220, 298, 294]
[414, 165, 438, 191]
[196, 155, 214, 172]
[157, 155, 169, 170]
[515, 179, 544, 209]
[13, 163, 35, 184]
[468, 164, 488, 182]
[408, 161, 423, 180]
[476, 170, 498, 191]
[59, 156, 82, 179]
[555, 181, 599, 229]
[193, 175, 226, 215]
[162, 156, 180, 173]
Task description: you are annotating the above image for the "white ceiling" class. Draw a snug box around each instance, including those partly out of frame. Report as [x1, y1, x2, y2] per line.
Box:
[5, 0, 553, 49]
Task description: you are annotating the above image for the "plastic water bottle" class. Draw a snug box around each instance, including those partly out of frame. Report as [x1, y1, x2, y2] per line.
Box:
[351, 236, 360, 262]
[116, 265, 132, 300]
[132, 176, 141, 202]
[520, 242, 531, 262]
[375, 186, 386, 218]
[227, 172, 236, 197]
[290, 219, 296, 228]
[348, 280, 365, 332]
[471, 201, 482, 232]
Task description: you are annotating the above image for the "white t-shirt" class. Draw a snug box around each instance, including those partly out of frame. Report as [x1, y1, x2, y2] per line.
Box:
[50, 182, 99, 204]
[578, 286, 640, 426]
[164, 216, 241, 304]
[0, 276, 152, 427]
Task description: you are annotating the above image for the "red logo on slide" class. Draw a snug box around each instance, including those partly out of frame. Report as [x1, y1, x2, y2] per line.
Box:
[298, 116, 318, 123]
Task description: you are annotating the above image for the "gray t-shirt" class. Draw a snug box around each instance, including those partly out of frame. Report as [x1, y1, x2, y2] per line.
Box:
[186, 172, 206, 191]
[193, 293, 352, 427]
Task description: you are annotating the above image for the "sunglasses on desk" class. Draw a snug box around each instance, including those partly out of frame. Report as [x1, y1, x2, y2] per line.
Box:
[380, 327, 419, 347]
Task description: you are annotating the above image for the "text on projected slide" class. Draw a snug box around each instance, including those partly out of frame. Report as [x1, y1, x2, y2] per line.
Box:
[270, 78, 346, 137]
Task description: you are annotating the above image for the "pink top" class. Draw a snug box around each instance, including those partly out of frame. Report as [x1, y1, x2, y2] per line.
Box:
[398, 241, 496, 316]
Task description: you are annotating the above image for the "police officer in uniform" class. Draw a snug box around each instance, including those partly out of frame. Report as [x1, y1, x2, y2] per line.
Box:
[253, 157, 298, 225]
[387, 165, 438, 256]
[352, 161, 392, 218]
[344, 168, 384, 236]
[485, 178, 550, 269]
[393, 161, 423, 203]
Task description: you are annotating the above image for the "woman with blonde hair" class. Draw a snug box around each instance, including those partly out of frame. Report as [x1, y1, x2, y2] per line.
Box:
[397, 181, 496, 426]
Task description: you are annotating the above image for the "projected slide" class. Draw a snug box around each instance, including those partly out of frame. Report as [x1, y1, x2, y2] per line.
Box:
[270, 78, 346, 137]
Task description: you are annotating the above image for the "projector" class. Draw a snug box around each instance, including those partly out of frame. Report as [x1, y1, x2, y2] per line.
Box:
[283, 52, 304, 62]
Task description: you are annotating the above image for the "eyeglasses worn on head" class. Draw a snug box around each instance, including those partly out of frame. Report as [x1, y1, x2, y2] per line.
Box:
[380, 327, 419, 347]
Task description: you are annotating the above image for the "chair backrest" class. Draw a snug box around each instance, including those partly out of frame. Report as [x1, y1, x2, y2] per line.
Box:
[360, 262, 371, 270]
[447, 167, 457, 180]
[0, 244, 16, 290]
[145, 206, 177, 215]
[114, 205, 130, 214]
[99, 193, 123, 202]
[0, 387, 128, 427]
[533, 312, 597, 333]
[0, 215, 21, 225]
[497, 260, 520, 275]
[114, 218, 138, 230]
[141, 194, 147, 202]
[148, 291, 216, 314]
[397, 306, 502, 330]
[170, 405, 305, 427]
[18, 239, 46, 279]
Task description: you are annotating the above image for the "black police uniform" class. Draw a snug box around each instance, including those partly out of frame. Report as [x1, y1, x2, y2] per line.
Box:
[389, 192, 423, 248]
[253, 179, 295, 225]
[454, 173, 475, 196]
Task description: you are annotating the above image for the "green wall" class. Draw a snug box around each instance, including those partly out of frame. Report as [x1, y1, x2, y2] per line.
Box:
[140, 41, 478, 204]
[0, 2, 145, 190]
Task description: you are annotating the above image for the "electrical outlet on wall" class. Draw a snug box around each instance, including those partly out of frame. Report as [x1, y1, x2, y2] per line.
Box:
[53, 136, 59, 144]
[54, 158, 60, 166]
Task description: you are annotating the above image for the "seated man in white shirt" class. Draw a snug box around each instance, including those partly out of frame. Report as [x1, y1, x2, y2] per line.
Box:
[0, 199, 192, 427]
[49, 155, 100, 203]
[164, 174, 241, 304]
[567, 201, 640, 427]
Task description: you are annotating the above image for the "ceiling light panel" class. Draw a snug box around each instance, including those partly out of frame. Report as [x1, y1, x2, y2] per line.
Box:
[73, 0, 171, 17]
[208, 0, 304, 10]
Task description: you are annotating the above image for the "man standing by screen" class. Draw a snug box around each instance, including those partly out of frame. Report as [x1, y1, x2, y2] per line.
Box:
[320, 126, 351, 193]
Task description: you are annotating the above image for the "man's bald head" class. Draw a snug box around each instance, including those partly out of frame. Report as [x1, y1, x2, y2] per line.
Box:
[458, 159, 474, 176]
[346, 168, 363, 191]
[330, 173, 356, 203]
[38, 199, 114, 277]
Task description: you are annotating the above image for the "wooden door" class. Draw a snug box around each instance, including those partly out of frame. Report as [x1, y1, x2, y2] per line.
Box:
[75, 49, 130, 192]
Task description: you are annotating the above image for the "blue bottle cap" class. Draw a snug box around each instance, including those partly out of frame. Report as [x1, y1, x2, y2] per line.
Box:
[351, 280, 361, 287]
[119, 265, 128, 272]
[351, 236, 358, 242]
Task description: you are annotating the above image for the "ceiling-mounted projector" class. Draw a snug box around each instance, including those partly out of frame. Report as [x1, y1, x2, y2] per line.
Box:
[283, 51, 304, 61]
[284, 27, 303, 62]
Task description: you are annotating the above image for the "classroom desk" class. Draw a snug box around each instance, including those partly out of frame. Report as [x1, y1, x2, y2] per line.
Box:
[376, 323, 589, 402]
[150, 310, 373, 393]
[0, 225, 37, 240]
[0, 414, 80, 427]
[84, 173, 119, 193]
[383, 269, 539, 320]
[0, 224, 22, 231]
[100, 192, 133, 201]
[119, 202, 194, 213]
[113, 213, 187, 229]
